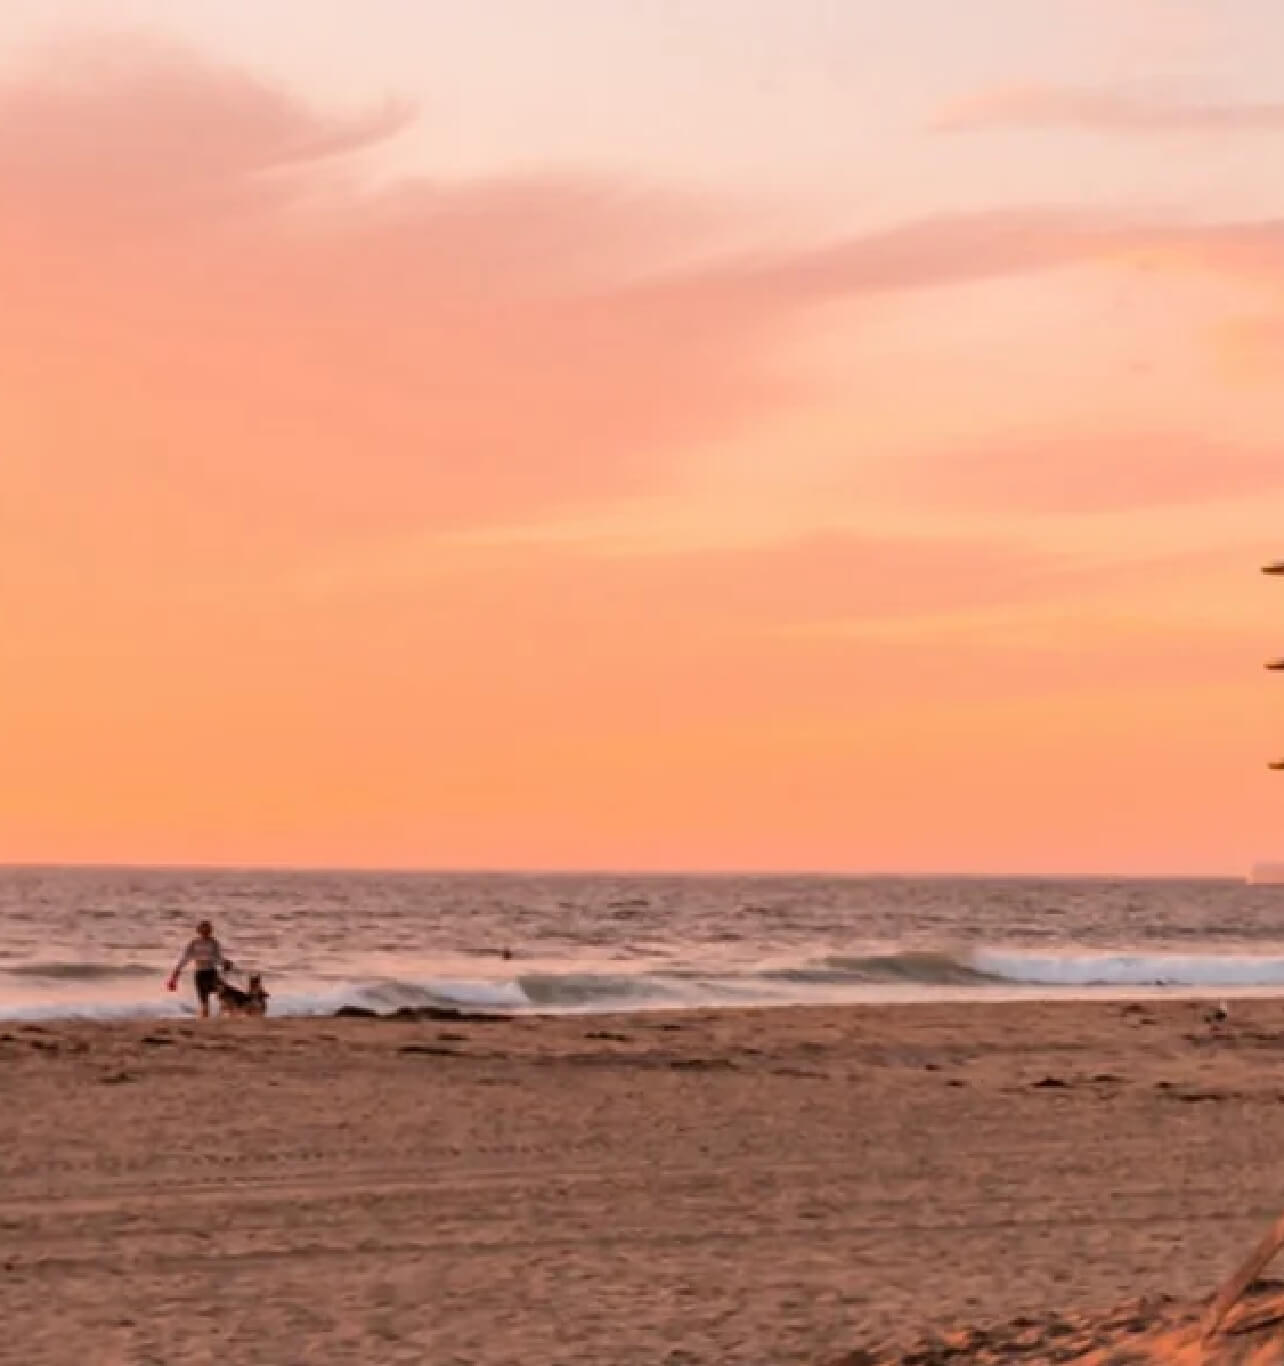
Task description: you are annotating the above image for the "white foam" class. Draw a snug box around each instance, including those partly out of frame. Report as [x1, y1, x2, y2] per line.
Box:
[971, 948, 1284, 988]
[14, 948, 1284, 1021]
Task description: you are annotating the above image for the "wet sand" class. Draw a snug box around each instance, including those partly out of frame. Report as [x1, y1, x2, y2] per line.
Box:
[4, 997, 1284, 1365]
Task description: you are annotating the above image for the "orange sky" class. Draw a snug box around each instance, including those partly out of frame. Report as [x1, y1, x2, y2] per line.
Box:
[1, 10, 1282, 874]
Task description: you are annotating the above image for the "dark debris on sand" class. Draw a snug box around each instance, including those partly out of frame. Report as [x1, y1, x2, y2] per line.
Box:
[828, 1281, 1284, 1364]
[333, 1005, 511, 1023]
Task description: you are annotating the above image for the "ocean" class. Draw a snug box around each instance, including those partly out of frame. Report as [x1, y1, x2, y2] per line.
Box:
[1, 866, 1283, 1021]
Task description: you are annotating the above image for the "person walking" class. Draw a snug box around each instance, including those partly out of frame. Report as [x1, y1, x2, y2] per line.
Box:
[167, 919, 234, 1018]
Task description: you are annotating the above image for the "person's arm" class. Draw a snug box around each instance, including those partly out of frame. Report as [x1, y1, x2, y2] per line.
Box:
[168, 940, 193, 988]
[216, 940, 234, 973]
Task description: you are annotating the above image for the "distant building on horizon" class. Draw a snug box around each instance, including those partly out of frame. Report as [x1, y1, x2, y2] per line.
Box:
[1248, 863, 1284, 885]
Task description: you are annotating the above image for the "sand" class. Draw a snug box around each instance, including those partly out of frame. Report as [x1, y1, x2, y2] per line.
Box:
[5, 997, 1284, 1365]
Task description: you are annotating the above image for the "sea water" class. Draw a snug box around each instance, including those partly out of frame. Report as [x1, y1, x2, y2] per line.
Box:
[1, 866, 1283, 1020]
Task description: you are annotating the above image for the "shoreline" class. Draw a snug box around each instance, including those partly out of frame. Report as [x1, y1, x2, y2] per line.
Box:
[6, 996, 1284, 1363]
[15, 929, 1284, 1027]
[0, 989, 1259, 1037]
[1, 977, 1281, 1026]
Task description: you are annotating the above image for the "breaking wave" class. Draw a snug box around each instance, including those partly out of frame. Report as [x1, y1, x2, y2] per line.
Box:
[8, 946, 1284, 1020]
[968, 948, 1284, 988]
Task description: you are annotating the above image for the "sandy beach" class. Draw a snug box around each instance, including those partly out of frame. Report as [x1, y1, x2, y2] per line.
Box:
[5, 997, 1284, 1365]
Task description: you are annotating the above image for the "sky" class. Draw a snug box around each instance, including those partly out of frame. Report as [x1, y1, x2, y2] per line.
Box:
[1, 1, 1283, 875]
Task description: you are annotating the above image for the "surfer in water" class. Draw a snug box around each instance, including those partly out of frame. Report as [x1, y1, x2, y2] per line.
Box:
[167, 920, 235, 1018]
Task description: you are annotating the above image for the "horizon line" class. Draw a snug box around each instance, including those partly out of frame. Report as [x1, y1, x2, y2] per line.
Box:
[0, 860, 1251, 882]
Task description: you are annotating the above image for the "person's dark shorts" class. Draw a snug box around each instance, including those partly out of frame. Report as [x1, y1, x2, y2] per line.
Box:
[194, 968, 221, 1004]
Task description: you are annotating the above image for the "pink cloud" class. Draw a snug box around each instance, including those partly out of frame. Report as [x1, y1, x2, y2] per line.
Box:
[3, 38, 1280, 611]
[0, 34, 414, 234]
[458, 532, 1067, 631]
[887, 433, 1284, 515]
[0, 36, 1205, 582]
[4, 37, 1281, 871]
[934, 83, 1284, 134]
[1141, 221, 1284, 279]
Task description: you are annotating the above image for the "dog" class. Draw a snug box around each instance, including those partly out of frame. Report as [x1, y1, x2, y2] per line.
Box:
[1204, 999, 1229, 1026]
[217, 973, 270, 1017]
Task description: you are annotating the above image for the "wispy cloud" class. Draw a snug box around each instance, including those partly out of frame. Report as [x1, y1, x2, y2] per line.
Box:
[4, 35, 1282, 579]
[0, 36, 1201, 589]
[933, 83, 1284, 135]
[0, 34, 416, 229]
[884, 432, 1284, 517]
[3, 32, 1279, 870]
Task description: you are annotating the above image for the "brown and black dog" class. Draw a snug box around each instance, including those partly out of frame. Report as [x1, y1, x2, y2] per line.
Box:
[217, 973, 270, 1017]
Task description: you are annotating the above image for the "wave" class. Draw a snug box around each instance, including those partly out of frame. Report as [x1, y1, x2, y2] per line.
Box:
[1, 961, 160, 983]
[969, 948, 1284, 988]
[346, 976, 530, 1011]
[307, 949, 1284, 1008]
[608, 946, 1284, 997]
[768, 947, 1284, 992]
[762, 950, 993, 987]
[11, 945, 1284, 1021]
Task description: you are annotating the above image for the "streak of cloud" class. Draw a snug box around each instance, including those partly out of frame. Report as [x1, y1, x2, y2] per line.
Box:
[933, 83, 1284, 134]
[885, 433, 1284, 516]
